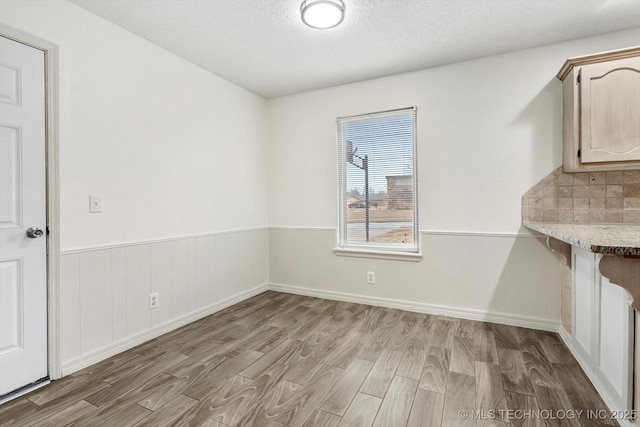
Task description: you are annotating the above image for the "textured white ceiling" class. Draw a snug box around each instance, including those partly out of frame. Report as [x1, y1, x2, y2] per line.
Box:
[68, 0, 640, 98]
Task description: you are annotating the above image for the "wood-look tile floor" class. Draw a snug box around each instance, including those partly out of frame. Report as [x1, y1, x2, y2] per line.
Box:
[0, 291, 620, 427]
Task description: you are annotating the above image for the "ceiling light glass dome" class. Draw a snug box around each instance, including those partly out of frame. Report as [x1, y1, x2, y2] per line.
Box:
[301, 0, 345, 29]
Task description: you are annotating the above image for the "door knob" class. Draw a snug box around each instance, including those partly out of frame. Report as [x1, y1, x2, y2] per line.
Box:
[26, 227, 44, 238]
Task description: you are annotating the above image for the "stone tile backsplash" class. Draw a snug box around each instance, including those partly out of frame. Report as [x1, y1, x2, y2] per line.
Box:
[522, 168, 640, 224]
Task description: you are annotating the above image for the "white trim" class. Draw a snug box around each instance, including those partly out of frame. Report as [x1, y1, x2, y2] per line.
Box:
[421, 229, 543, 238]
[0, 24, 61, 380]
[333, 247, 422, 262]
[45, 37, 61, 383]
[558, 326, 635, 427]
[61, 283, 269, 376]
[268, 282, 560, 332]
[59, 226, 532, 257]
[269, 226, 543, 239]
[269, 226, 337, 231]
[60, 226, 268, 255]
[336, 106, 416, 121]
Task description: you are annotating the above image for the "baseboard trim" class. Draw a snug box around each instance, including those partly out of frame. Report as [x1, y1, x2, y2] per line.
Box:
[267, 283, 560, 332]
[558, 326, 635, 427]
[60, 283, 269, 376]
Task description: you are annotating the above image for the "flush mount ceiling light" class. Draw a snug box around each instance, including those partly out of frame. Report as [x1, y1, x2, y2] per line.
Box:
[301, 0, 345, 29]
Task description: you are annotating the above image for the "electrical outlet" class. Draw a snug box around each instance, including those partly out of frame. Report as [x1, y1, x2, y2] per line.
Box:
[149, 292, 159, 310]
[367, 272, 375, 284]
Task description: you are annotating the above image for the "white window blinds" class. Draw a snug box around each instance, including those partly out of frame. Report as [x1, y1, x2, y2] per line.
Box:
[337, 107, 418, 252]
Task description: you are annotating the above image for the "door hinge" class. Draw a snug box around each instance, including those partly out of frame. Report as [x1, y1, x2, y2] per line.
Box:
[577, 149, 581, 158]
[577, 73, 581, 84]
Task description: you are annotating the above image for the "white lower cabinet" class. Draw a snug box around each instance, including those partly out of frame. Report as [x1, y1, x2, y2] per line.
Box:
[573, 247, 595, 361]
[600, 275, 633, 408]
[570, 246, 633, 414]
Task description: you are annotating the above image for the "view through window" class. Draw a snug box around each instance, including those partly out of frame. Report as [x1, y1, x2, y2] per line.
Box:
[337, 107, 418, 252]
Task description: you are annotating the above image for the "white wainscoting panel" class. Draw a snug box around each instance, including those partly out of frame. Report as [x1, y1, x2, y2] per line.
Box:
[59, 253, 80, 362]
[79, 250, 113, 354]
[125, 244, 153, 336]
[111, 247, 127, 342]
[59, 227, 269, 374]
[186, 238, 198, 312]
[151, 241, 173, 326]
[269, 228, 562, 329]
[171, 239, 189, 319]
[195, 236, 210, 310]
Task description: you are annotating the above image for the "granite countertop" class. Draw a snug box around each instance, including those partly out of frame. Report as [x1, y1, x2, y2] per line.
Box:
[523, 222, 640, 256]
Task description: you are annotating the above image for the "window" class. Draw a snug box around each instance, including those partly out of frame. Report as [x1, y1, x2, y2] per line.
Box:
[337, 107, 419, 255]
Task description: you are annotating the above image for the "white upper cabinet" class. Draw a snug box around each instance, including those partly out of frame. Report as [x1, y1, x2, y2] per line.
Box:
[558, 47, 640, 172]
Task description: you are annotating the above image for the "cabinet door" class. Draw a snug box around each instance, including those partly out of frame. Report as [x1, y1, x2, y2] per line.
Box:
[599, 274, 632, 410]
[580, 56, 640, 164]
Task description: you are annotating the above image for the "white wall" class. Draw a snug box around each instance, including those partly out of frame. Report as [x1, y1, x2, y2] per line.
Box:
[268, 28, 640, 231]
[0, 0, 270, 371]
[266, 28, 640, 326]
[1, 0, 269, 251]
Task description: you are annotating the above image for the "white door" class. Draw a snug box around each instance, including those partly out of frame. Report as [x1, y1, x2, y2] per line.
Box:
[0, 36, 47, 397]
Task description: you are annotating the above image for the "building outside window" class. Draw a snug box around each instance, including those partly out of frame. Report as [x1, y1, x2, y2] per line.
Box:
[336, 107, 419, 254]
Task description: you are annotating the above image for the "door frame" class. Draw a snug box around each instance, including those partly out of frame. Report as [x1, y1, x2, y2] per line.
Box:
[0, 24, 61, 380]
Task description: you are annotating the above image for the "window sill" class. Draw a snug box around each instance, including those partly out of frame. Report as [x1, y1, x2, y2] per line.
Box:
[333, 247, 423, 262]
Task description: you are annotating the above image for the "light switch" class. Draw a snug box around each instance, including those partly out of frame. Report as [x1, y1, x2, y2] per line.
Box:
[89, 195, 102, 213]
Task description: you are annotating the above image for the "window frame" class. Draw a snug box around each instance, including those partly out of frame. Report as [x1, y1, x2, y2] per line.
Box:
[335, 107, 420, 259]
